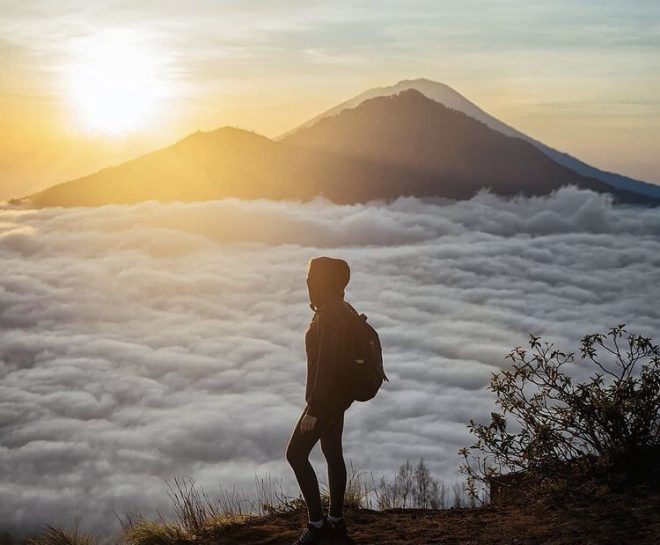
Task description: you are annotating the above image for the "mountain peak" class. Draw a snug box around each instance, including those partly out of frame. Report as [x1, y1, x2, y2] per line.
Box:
[393, 78, 457, 92]
[180, 126, 270, 143]
[278, 78, 480, 140]
[281, 85, 640, 201]
[281, 78, 660, 199]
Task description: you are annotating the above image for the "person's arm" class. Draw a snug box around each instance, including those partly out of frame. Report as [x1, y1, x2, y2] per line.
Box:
[305, 312, 343, 420]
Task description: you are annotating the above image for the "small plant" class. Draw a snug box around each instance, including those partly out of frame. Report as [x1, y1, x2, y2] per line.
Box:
[459, 325, 660, 499]
[375, 458, 470, 509]
[256, 474, 305, 515]
[123, 476, 254, 545]
[316, 461, 377, 511]
[342, 462, 374, 510]
[26, 524, 95, 545]
[122, 518, 186, 545]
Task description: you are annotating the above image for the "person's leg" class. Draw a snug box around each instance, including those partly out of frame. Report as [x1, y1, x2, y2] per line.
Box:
[320, 411, 346, 518]
[285, 409, 329, 522]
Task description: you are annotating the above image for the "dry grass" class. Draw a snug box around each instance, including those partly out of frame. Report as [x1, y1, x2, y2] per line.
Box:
[120, 464, 413, 545]
[122, 519, 187, 545]
[122, 476, 260, 545]
[23, 463, 472, 545]
[25, 524, 95, 545]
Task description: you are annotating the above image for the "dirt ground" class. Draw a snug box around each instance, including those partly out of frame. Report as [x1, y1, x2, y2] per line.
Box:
[204, 477, 659, 545]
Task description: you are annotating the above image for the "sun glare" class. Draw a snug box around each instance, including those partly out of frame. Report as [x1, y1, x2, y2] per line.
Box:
[66, 31, 169, 135]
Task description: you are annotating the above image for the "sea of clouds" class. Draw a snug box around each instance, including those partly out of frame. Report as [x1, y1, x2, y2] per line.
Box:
[1, 187, 660, 539]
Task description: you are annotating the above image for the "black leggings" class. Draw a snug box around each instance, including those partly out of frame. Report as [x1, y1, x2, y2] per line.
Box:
[286, 408, 347, 521]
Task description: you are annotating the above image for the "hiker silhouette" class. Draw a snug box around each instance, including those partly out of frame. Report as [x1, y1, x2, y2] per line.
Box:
[286, 256, 357, 545]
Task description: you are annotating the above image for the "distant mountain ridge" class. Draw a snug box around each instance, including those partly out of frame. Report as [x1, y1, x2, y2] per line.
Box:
[283, 78, 660, 199]
[281, 90, 633, 199]
[11, 80, 658, 208]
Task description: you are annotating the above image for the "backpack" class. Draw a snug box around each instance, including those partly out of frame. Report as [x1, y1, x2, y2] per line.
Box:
[344, 303, 389, 402]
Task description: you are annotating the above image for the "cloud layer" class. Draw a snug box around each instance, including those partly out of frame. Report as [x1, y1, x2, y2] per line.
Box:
[1, 187, 660, 538]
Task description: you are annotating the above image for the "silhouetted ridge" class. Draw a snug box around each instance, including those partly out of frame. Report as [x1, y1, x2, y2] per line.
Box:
[14, 88, 654, 208]
[283, 78, 660, 200]
[282, 89, 647, 201]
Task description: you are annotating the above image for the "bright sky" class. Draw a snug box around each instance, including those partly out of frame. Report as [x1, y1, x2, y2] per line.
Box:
[1, 0, 659, 200]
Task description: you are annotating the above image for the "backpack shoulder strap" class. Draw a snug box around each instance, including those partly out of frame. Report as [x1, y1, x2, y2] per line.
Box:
[343, 301, 361, 317]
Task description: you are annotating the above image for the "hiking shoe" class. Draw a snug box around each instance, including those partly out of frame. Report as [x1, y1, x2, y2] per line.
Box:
[292, 521, 328, 545]
[326, 517, 355, 544]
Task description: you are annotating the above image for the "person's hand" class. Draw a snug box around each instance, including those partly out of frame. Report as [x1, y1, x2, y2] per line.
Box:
[301, 413, 317, 433]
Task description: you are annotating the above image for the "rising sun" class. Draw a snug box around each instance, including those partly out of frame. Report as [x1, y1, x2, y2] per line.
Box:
[66, 31, 168, 134]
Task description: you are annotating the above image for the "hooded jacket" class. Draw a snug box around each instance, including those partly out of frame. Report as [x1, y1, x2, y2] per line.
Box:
[304, 299, 355, 419]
